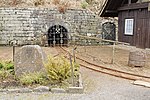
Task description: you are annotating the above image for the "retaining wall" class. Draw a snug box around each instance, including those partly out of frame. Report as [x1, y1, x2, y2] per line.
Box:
[0, 8, 99, 45]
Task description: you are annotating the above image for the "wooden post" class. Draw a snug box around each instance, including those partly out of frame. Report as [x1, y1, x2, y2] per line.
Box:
[13, 45, 15, 62]
[73, 49, 76, 63]
[111, 42, 115, 64]
[73, 46, 77, 63]
[69, 53, 74, 86]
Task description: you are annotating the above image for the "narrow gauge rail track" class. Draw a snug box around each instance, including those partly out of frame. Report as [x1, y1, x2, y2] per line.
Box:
[56, 46, 150, 82]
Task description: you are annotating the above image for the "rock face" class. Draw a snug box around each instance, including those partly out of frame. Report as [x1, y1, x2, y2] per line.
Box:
[128, 50, 146, 67]
[14, 45, 47, 76]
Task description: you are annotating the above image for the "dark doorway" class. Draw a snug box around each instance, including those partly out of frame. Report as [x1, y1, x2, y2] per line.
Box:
[48, 25, 68, 46]
[102, 22, 116, 41]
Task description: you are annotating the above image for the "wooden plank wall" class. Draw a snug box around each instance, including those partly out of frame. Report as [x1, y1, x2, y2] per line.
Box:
[118, 8, 150, 48]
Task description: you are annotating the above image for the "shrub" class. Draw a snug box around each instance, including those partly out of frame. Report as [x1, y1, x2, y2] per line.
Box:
[81, 1, 88, 9]
[19, 72, 48, 86]
[3, 61, 14, 70]
[0, 63, 3, 69]
[0, 60, 14, 80]
[85, 0, 93, 4]
[0, 70, 12, 80]
[45, 55, 70, 84]
[0, 61, 14, 70]
[44, 55, 79, 84]
[0, 60, 14, 73]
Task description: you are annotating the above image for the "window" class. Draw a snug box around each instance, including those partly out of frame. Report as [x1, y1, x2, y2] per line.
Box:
[124, 19, 134, 35]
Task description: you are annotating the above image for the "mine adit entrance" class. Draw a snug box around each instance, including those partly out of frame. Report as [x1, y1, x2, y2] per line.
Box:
[48, 25, 68, 46]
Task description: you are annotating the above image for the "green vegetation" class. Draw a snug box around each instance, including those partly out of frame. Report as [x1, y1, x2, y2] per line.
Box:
[85, 0, 93, 4]
[0, 61, 14, 70]
[18, 55, 80, 87]
[45, 55, 80, 85]
[0, 56, 80, 87]
[19, 72, 48, 86]
[81, 1, 88, 9]
[0, 60, 14, 80]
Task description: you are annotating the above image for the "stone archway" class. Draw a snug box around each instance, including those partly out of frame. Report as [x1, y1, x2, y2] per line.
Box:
[48, 25, 68, 46]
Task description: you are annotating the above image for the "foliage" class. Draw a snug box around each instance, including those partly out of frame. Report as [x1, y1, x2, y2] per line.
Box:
[0, 60, 14, 80]
[3, 61, 14, 70]
[81, 1, 88, 9]
[0, 70, 12, 80]
[19, 72, 48, 86]
[0, 63, 3, 69]
[73, 63, 80, 76]
[0, 61, 14, 73]
[0, 57, 80, 87]
[44, 55, 80, 84]
[85, 0, 94, 4]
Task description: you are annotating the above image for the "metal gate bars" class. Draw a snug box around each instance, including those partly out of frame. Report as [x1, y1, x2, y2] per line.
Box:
[48, 25, 68, 46]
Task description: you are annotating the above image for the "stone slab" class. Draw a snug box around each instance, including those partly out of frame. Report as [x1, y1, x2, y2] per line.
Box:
[67, 87, 83, 94]
[14, 45, 47, 76]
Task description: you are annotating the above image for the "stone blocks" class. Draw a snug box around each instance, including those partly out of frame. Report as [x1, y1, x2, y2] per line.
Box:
[0, 8, 99, 45]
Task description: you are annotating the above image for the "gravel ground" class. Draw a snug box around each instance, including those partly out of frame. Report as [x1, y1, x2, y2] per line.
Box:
[0, 67, 149, 100]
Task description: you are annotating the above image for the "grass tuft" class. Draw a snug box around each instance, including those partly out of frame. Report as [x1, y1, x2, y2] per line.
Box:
[0, 60, 14, 80]
[19, 72, 48, 86]
[81, 1, 88, 9]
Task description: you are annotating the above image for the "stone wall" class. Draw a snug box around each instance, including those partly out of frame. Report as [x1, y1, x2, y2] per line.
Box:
[0, 8, 99, 45]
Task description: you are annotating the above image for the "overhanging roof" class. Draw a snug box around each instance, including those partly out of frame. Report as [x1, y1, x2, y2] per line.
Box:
[99, 0, 138, 17]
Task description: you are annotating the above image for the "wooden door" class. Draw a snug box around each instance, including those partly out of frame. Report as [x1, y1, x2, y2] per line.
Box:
[136, 18, 147, 48]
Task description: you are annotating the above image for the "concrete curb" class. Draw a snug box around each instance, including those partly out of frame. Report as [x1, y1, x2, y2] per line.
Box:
[67, 73, 84, 94]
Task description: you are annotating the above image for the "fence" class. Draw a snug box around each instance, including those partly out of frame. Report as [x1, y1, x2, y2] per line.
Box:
[68, 34, 138, 73]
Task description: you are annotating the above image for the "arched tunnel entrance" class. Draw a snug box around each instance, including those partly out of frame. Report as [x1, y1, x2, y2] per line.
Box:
[48, 25, 68, 46]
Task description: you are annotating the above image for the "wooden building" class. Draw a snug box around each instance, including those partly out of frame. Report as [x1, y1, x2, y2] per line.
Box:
[99, 0, 150, 48]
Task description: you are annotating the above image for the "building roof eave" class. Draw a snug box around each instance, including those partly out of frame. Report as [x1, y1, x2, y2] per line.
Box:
[99, 0, 138, 17]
